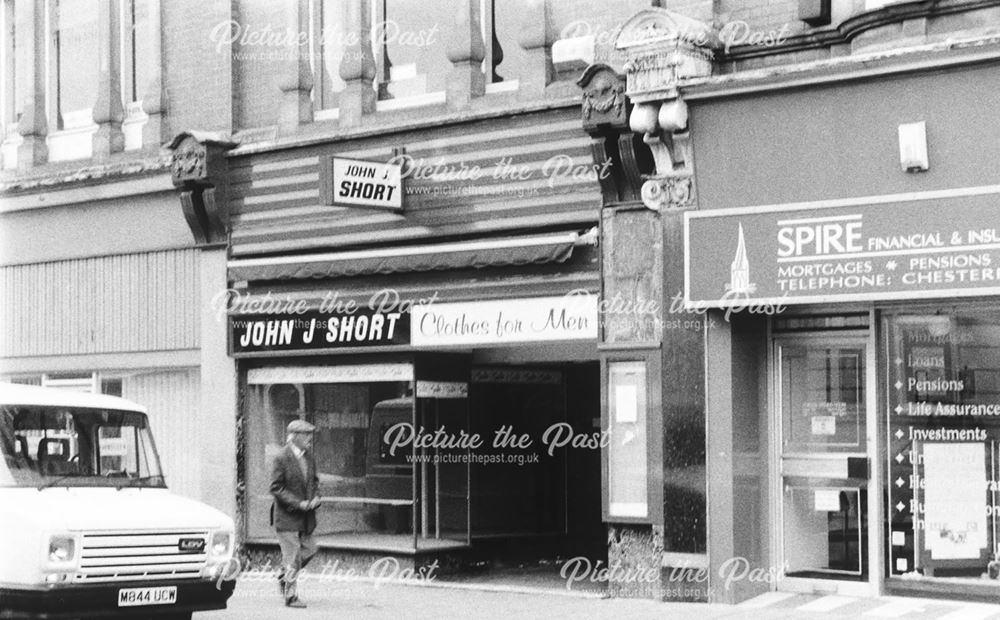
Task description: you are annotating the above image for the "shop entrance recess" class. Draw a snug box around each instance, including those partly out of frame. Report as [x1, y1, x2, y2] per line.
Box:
[771, 330, 881, 596]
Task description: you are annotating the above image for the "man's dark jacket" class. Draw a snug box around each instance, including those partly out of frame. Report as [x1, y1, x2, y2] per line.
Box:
[270, 444, 319, 533]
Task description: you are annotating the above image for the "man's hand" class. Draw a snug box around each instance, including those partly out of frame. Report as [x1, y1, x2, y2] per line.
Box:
[307, 497, 322, 510]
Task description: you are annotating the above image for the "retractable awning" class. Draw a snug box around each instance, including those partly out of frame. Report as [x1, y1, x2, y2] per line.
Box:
[227, 228, 598, 282]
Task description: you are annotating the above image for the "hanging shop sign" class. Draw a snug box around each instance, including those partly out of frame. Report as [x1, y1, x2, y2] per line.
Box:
[684, 190, 1000, 307]
[231, 309, 409, 354]
[320, 156, 403, 212]
[410, 294, 598, 347]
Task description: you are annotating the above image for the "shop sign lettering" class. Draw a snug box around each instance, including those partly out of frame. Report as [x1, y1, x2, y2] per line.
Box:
[410, 293, 598, 346]
[231, 309, 409, 353]
[321, 156, 403, 212]
[685, 191, 1000, 307]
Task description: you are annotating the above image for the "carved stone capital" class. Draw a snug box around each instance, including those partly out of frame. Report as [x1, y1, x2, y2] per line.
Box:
[613, 7, 719, 102]
[641, 175, 694, 211]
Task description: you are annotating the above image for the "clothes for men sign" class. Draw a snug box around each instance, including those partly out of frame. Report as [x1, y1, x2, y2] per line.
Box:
[410, 294, 598, 346]
[684, 188, 1000, 307]
[232, 309, 409, 353]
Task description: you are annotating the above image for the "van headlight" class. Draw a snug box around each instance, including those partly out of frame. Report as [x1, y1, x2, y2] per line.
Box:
[47, 535, 76, 565]
[209, 531, 232, 558]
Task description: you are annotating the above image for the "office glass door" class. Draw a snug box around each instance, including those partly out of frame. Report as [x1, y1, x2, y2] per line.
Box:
[773, 332, 879, 595]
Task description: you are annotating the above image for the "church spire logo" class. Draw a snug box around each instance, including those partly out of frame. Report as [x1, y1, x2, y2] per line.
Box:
[726, 223, 756, 294]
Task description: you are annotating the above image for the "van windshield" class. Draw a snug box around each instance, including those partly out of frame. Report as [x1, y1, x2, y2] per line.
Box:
[0, 405, 166, 488]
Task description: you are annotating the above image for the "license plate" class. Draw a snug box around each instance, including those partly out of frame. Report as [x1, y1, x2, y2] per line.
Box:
[117, 586, 177, 607]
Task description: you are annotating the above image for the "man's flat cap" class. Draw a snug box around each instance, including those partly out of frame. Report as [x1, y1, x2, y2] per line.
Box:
[287, 419, 316, 433]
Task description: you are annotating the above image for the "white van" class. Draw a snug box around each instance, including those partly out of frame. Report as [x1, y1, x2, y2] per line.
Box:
[0, 383, 236, 619]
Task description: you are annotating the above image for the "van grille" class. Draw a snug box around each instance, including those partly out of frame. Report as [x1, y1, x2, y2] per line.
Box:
[73, 531, 209, 583]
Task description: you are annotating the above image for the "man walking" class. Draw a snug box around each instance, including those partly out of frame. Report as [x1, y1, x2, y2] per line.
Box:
[270, 419, 320, 608]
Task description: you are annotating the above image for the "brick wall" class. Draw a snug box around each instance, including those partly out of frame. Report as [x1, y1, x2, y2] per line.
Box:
[231, 0, 286, 132]
[162, 0, 233, 135]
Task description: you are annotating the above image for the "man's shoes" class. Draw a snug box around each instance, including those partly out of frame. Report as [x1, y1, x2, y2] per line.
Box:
[285, 596, 307, 608]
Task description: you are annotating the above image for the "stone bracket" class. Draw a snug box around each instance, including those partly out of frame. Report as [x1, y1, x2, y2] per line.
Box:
[168, 131, 237, 246]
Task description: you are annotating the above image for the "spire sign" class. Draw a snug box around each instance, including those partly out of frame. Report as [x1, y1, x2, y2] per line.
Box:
[684, 190, 1000, 307]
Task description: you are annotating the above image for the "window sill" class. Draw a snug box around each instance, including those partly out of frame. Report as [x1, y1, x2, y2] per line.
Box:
[375, 91, 447, 112]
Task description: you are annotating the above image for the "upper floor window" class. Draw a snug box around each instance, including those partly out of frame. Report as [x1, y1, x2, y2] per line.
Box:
[1, 0, 15, 137]
[373, 0, 451, 100]
[306, 0, 522, 114]
[50, 0, 98, 131]
[121, 0, 153, 108]
[311, 0, 347, 112]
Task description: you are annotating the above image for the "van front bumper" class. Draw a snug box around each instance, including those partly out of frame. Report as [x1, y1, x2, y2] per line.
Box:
[0, 578, 236, 619]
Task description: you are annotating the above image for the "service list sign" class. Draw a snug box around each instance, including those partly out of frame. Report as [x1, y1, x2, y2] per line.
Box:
[685, 191, 1000, 307]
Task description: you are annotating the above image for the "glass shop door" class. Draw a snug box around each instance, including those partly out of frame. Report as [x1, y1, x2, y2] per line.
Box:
[773, 331, 880, 596]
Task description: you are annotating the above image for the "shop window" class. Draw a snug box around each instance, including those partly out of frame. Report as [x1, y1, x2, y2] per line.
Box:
[245, 371, 414, 542]
[885, 310, 1000, 587]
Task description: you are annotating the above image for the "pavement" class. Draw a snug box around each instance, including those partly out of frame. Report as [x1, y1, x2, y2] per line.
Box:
[198, 577, 1000, 620]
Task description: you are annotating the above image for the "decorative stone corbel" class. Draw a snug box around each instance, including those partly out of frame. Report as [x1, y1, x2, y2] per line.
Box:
[168, 131, 238, 246]
[613, 7, 719, 211]
[578, 64, 653, 205]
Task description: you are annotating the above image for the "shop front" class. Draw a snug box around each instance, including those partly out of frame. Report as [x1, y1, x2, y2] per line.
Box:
[230, 275, 606, 567]
[684, 60, 1000, 601]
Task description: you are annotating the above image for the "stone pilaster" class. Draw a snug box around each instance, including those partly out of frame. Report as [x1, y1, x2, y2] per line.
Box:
[277, 0, 314, 136]
[338, 0, 376, 128]
[586, 7, 721, 602]
[93, 0, 125, 160]
[444, 0, 485, 111]
[141, 0, 167, 150]
[16, 0, 47, 170]
[517, 0, 554, 98]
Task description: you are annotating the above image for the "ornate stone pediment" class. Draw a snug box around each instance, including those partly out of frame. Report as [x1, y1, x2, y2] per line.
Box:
[613, 8, 719, 102]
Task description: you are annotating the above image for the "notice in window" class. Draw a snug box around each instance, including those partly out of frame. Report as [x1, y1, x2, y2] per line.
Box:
[922, 442, 987, 560]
